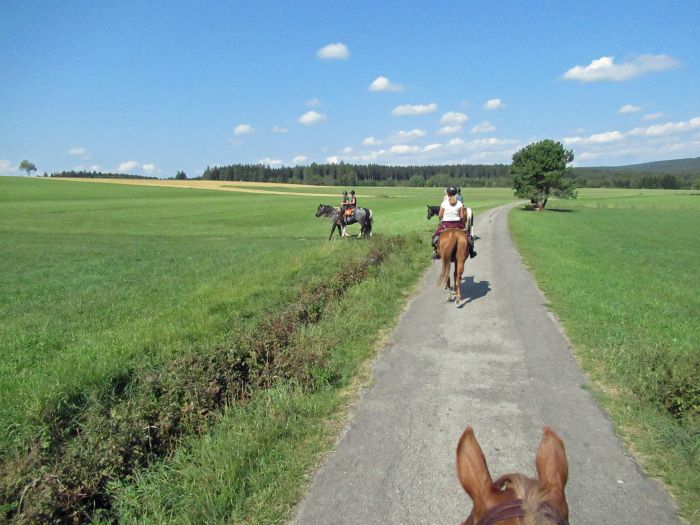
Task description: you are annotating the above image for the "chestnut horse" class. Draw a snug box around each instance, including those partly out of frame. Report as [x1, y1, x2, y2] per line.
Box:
[437, 229, 469, 303]
[457, 426, 569, 525]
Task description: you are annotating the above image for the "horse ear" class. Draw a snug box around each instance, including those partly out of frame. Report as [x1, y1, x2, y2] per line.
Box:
[456, 427, 494, 505]
[535, 427, 569, 515]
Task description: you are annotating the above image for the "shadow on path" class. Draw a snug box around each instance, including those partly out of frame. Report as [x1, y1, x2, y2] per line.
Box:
[458, 276, 491, 307]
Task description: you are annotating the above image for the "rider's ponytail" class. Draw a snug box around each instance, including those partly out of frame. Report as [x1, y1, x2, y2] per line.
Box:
[449, 195, 457, 206]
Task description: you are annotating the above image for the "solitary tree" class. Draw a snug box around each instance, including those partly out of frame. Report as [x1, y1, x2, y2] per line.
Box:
[19, 160, 37, 177]
[511, 140, 576, 209]
[175, 170, 187, 180]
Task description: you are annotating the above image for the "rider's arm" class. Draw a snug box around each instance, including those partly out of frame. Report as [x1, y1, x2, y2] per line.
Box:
[459, 206, 466, 222]
[438, 206, 445, 220]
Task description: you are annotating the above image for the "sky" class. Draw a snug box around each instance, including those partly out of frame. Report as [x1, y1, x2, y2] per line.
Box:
[1, 0, 699, 178]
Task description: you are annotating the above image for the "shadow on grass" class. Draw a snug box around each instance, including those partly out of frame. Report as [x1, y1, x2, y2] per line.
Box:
[458, 276, 491, 307]
[517, 206, 578, 213]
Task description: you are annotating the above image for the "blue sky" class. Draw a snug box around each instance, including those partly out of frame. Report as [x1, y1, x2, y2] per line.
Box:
[1, 0, 699, 177]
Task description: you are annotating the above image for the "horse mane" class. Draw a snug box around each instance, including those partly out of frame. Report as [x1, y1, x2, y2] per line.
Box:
[494, 474, 560, 525]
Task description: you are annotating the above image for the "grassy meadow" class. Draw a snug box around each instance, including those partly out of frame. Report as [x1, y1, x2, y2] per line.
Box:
[509, 189, 699, 521]
[0, 176, 514, 523]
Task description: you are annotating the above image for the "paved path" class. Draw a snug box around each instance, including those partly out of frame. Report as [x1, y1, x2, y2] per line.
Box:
[291, 204, 680, 525]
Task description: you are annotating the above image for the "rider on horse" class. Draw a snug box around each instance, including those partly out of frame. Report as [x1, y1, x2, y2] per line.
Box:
[431, 187, 477, 260]
[345, 190, 357, 218]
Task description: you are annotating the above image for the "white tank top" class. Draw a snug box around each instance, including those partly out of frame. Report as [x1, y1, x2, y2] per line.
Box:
[442, 200, 463, 222]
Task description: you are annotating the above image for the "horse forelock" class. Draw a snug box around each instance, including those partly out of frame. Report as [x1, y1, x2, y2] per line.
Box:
[493, 474, 563, 525]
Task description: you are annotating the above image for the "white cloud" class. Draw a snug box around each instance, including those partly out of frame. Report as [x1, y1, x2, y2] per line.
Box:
[142, 163, 156, 173]
[563, 54, 679, 82]
[118, 161, 138, 172]
[563, 131, 625, 145]
[306, 98, 323, 107]
[89, 164, 100, 171]
[363, 136, 380, 146]
[560, 116, 700, 165]
[234, 124, 253, 135]
[440, 112, 469, 125]
[368, 76, 404, 92]
[437, 125, 463, 135]
[390, 144, 421, 154]
[326, 155, 340, 164]
[69, 147, 88, 156]
[424, 143, 442, 152]
[619, 104, 641, 114]
[484, 98, 504, 110]
[272, 126, 288, 133]
[391, 103, 437, 116]
[292, 155, 307, 164]
[389, 129, 426, 142]
[0, 160, 17, 173]
[448, 138, 465, 146]
[298, 111, 327, 125]
[628, 116, 700, 137]
[258, 157, 283, 166]
[342, 147, 354, 154]
[471, 121, 497, 133]
[316, 43, 350, 60]
[643, 113, 664, 121]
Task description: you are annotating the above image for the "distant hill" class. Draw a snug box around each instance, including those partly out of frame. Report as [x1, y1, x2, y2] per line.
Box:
[572, 157, 700, 189]
[594, 157, 700, 175]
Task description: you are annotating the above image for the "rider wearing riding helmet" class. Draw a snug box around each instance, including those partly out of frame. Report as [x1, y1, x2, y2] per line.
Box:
[431, 186, 465, 259]
[348, 190, 357, 210]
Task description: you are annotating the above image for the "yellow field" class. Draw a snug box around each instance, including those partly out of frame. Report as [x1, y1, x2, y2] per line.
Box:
[51, 177, 341, 197]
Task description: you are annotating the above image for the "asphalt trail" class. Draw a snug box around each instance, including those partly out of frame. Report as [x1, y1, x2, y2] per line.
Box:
[291, 204, 680, 525]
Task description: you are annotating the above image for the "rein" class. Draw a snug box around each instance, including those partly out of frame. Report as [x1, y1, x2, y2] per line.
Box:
[466, 500, 568, 525]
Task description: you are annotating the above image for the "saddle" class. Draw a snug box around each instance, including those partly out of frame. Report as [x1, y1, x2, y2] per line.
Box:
[344, 208, 354, 217]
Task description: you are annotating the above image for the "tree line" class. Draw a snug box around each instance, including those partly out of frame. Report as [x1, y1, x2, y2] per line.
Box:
[22, 158, 700, 191]
[202, 162, 511, 187]
[49, 170, 158, 180]
[571, 169, 699, 190]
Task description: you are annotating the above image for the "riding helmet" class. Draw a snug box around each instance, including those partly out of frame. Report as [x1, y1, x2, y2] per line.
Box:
[350, 190, 355, 195]
[343, 190, 348, 195]
[447, 186, 458, 196]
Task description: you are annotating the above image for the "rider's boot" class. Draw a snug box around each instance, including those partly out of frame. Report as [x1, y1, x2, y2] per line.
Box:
[431, 235, 440, 260]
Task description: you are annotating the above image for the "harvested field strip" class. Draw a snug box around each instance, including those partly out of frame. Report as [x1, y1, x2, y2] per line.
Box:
[51, 178, 342, 197]
[0, 240, 400, 523]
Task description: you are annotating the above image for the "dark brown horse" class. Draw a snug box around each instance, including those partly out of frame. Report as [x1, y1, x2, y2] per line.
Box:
[437, 228, 469, 303]
[457, 426, 569, 525]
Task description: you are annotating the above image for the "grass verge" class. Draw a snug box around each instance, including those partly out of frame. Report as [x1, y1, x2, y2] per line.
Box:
[509, 190, 699, 522]
[110, 234, 426, 524]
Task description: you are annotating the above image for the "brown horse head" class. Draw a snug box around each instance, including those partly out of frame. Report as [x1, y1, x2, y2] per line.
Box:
[457, 427, 569, 525]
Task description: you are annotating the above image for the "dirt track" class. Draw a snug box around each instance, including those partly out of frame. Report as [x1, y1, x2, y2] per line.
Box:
[291, 204, 680, 524]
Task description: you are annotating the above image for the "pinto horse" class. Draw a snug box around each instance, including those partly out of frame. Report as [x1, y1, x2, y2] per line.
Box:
[427, 205, 441, 220]
[457, 427, 569, 525]
[315, 204, 373, 241]
[437, 228, 469, 303]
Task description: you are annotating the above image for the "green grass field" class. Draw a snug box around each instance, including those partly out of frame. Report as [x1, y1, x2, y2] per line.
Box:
[0, 177, 515, 523]
[509, 189, 699, 521]
[8, 178, 696, 522]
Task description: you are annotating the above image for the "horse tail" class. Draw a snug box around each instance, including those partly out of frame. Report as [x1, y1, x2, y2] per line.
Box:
[437, 230, 454, 287]
[368, 209, 373, 232]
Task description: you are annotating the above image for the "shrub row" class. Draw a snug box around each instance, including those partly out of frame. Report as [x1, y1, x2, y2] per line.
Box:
[1, 241, 398, 524]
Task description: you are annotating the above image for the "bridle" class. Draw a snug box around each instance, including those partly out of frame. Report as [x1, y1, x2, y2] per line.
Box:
[465, 499, 568, 525]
